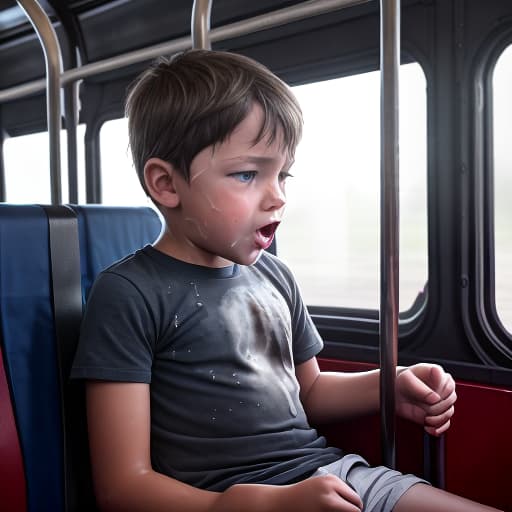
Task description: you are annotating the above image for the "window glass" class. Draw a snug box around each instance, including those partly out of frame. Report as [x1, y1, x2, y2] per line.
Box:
[278, 63, 427, 311]
[100, 118, 153, 207]
[3, 126, 86, 204]
[492, 44, 512, 333]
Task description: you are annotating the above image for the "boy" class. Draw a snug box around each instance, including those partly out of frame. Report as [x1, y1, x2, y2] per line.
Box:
[71, 50, 501, 512]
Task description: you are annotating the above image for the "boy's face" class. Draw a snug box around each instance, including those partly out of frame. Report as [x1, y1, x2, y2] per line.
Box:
[164, 105, 292, 267]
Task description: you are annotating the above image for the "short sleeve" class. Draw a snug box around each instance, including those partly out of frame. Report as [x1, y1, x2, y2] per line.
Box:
[71, 271, 156, 383]
[289, 278, 324, 365]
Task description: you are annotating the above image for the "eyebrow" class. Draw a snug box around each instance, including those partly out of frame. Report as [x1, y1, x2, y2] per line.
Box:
[224, 155, 294, 170]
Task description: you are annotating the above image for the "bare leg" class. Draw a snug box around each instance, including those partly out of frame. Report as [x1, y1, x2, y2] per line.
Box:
[393, 483, 504, 512]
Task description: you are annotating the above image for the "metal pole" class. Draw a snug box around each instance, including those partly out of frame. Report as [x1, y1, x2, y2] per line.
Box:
[379, 0, 400, 469]
[192, 0, 212, 50]
[16, 0, 63, 205]
[64, 81, 79, 203]
[1, 0, 370, 103]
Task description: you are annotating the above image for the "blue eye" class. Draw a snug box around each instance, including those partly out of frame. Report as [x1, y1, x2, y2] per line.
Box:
[230, 171, 257, 183]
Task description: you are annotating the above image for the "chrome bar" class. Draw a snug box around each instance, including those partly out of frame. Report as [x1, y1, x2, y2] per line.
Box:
[16, 0, 63, 205]
[1, 0, 370, 103]
[379, 0, 400, 469]
[191, 0, 212, 50]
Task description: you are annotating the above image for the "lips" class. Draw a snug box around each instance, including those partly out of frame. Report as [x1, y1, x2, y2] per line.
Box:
[256, 221, 280, 249]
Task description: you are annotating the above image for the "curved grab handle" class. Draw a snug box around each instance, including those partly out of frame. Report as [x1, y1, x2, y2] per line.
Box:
[191, 0, 212, 50]
[16, 0, 63, 205]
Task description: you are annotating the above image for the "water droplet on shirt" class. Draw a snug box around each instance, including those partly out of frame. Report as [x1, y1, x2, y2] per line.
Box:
[232, 372, 237, 377]
[174, 315, 179, 328]
[187, 348, 191, 353]
[167, 284, 173, 294]
[196, 302, 203, 308]
[239, 401, 244, 405]
[235, 380, 240, 385]
[211, 417, 216, 421]
[256, 402, 261, 407]
[228, 408, 233, 412]
[190, 282, 200, 297]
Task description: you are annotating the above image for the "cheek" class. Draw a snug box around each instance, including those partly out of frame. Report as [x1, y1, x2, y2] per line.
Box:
[214, 192, 251, 219]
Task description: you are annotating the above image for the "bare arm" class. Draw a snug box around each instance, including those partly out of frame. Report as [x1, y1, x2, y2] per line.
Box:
[295, 358, 382, 425]
[86, 381, 362, 512]
[295, 358, 456, 435]
[86, 381, 218, 511]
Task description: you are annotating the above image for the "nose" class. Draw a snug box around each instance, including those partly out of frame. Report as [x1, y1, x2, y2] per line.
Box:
[262, 179, 286, 211]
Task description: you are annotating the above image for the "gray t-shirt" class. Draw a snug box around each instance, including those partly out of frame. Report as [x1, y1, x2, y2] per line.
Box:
[71, 246, 341, 490]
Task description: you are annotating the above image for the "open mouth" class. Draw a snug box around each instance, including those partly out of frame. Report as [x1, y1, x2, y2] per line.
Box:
[256, 222, 280, 250]
[259, 222, 279, 239]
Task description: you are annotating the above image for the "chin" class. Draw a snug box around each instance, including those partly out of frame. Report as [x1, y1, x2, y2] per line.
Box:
[231, 249, 264, 267]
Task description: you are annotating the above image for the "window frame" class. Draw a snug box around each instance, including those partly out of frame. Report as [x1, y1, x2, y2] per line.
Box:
[462, 26, 512, 366]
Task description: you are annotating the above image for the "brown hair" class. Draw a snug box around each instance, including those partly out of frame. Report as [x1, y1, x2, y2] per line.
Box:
[126, 49, 302, 193]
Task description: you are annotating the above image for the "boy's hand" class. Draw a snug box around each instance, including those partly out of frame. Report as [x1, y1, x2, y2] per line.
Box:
[395, 363, 457, 436]
[281, 474, 363, 512]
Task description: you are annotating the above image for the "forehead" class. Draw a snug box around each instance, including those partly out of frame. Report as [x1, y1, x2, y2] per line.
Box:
[194, 105, 292, 170]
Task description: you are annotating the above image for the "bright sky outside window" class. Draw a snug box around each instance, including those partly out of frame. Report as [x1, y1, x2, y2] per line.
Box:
[278, 64, 428, 311]
[3, 126, 86, 204]
[492, 44, 512, 334]
[100, 119, 154, 207]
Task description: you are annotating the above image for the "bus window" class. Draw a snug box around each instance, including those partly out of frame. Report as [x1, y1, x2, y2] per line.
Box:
[3, 126, 86, 204]
[492, 44, 512, 333]
[100, 118, 153, 207]
[279, 63, 427, 312]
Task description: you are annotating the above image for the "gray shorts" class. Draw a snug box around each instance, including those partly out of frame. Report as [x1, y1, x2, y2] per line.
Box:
[312, 454, 429, 512]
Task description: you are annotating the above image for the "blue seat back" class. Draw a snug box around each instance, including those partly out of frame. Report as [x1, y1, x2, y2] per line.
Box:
[0, 204, 64, 512]
[70, 205, 162, 300]
[0, 204, 162, 512]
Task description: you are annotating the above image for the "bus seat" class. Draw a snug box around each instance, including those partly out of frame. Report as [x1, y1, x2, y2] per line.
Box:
[0, 204, 162, 512]
[0, 342, 27, 511]
[69, 205, 162, 300]
[0, 204, 65, 512]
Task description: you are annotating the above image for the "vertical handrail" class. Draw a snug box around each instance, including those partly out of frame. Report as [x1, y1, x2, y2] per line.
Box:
[64, 81, 80, 203]
[423, 432, 446, 488]
[16, 0, 63, 205]
[191, 0, 213, 50]
[379, 0, 400, 469]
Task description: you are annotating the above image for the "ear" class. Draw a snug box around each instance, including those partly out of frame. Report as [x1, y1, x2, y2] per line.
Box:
[143, 158, 182, 208]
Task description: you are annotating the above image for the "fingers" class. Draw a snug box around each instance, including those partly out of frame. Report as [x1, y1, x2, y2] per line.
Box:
[402, 364, 456, 402]
[424, 404, 455, 434]
[424, 388, 457, 417]
[432, 366, 456, 400]
[314, 474, 363, 511]
[397, 367, 441, 405]
[423, 372, 457, 435]
[325, 474, 363, 510]
[396, 364, 457, 434]
[425, 418, 451, 436]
